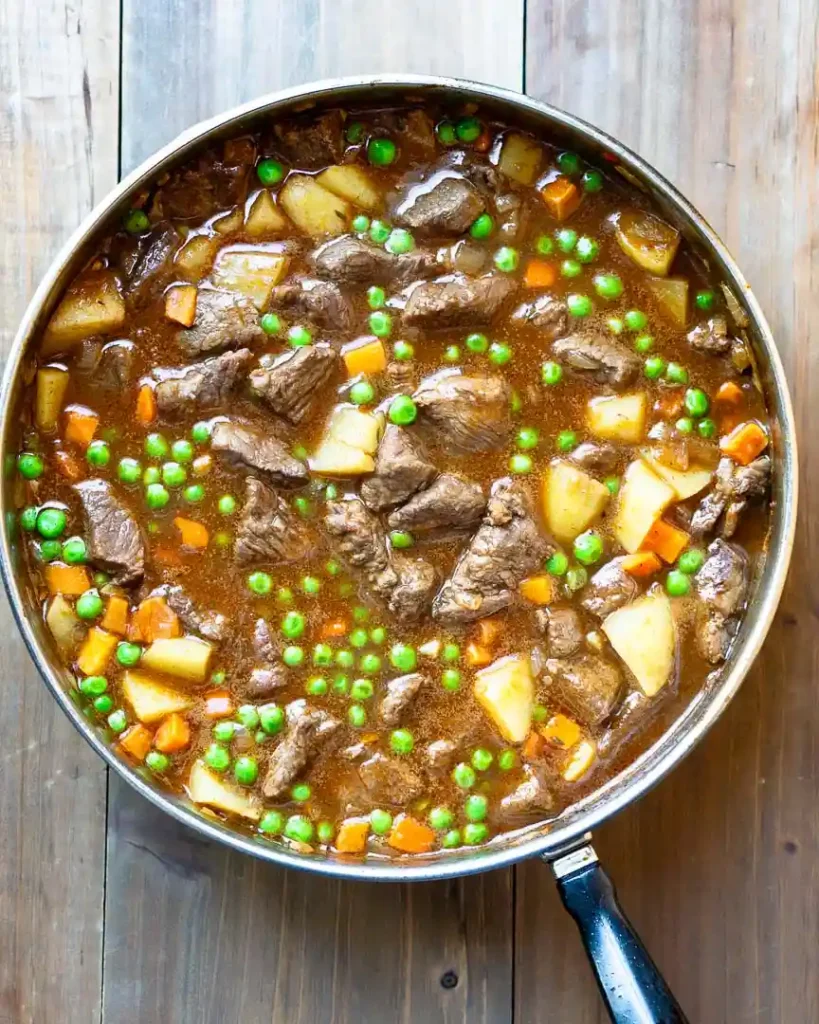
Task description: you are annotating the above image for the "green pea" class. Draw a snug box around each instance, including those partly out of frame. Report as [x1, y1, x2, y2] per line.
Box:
[345, 120, 364, 143]
[352, 214, 370, 233]
[259, 810, 284, 835]
[624, 309, 648, 331]
[471, 748, 494, 772]
[368, 311, 392, 338]
[489, 341, 512, 366]
[349, 627, 369, 649]
[248, 571, 272, 596]
[324, 484, 339, 501]
[17, 453, 44, 480]
[278, 587, 295, 605]
[191, 421, 212, 444]
[214, 531, 231, 549]
[350, 380, 375, 406]
[145, 483, 170, 510]
[509, 454, 532, 474]
[36, 507, 66, 539]
[306, 676, 327, 696]
[443, 344, 460, 363]
[291, 784, 310, 803]
[61, 536, 87, 564]
[284, 815, 315, 844]
[567, 293, 592, 317]
[442, 643, 460, 663]
[115, 457, 140, 484]
[455, 115, 482, 142]
[76, 589, 103, 620]
[20, 506, 39, 532]
[372, 627, 388, 648]
[38, 540, 62, 562]
[666, 569, 691, 597]
[390, 728, 414, 755]
[335, 649, 354, 669]
[211, 670, 226, 686]
[203, 743, 229, 772]
[283, 646, 305, 667]
[573, 530, 604, 566]
[594, 272, 624, 300]
[388, 394, 417, 426]
[288, 325, 312, 348]
[436, 120, 457, 145]
[566, 566, 588, 592]
[351, 678, 374, 700]
[575, 236, 599, 263]
[369, 219, 391, 244]
[556, 228, 578, 253]
[259, 703, 285, 735]
[79, 675, 108, 697]
[359, 653, 381, 675]
[385, 228, 415, 255]
[561, 259, 582, 278]
[370, 809, 393, 835]
[665, 362, 689, 385]
[498, 749, 517, 772]
[86, 440, 110, 467]
[697, 418, 717, 439]
[546, 551, 569, 576]
[144, 433, 169, 459]
[367, 137, 397, 166]
[317, 821, 335, 844]
[257, 158, 284, 185]
[464, 822, 489, 845]
[352, 605, 370, 623]
[367, 285, 386, 309]
[452, 762, 475, 789]
[470, 213, 494, 239]
[676, 417, 694, 434]
[582, 169, 603, 192]
[142, 467, 160, 487]
[393, 340, 414, 361]
[212, 721, 235, 742]
[533, 703, 549, 723]
[556, 430, 577, 452]
[301, 575, 320, 596]
[293, 495, 312, 519]
[678, 549, 705, 575]
[214, 494, 235, 517]
[644, 356, 666, 380]
[442, 829, 462, 849]
[557, 151, 581, 175]
[116, 641, 142, 666]
[107, 709, 128, 734]
[389, 643, 417, 672]
[233, 756, 258, 786]
[684, 388, 710, 418]
[93, 694, 113, 714]
[605, 476, 620, 495]
[516, 427, 539, 451]
[348, 704, 367, 727]
[695, 289, 716, 311]
[441, 668, 461, 692]
[161, 461, 187, 488]
[260, 312, 282, 335]
[633, 334, 654, 354]
[541, 361, 563, 385]
[123, 208, 149, 234]
[494, 246, 519, 273]
[510, 390, 523, 414]
[313, 643, 333, 667]
[428, 806, 454, 831]
[465, 794, 488, 822]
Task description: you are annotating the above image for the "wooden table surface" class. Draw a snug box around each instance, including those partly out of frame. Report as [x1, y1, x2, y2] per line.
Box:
[1, 1, 816, 1021]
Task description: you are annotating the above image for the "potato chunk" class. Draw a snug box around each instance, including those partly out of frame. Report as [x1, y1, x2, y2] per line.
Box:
[36, 367, 70, 433]
[587, 393, 646, 444]
[187, 760, 261, 821]
[244, 190, 289, 237]
[141, 636, 213, 683]
[316, 165, 382, 212]
[43, 271, 125, 353]
[613, 459, 676, 553]
[498, 132, 543, 185]
[309, 439, 375, 477]
[474, 654, 534, 743]
[615, 209, 680, 276]
[121, 670, 193, 724]
[279, 174, 351, 237]
[603, 591, 676, 696]
[211, 248, 289, 309]
[645, 275, 689, 327]
[640, 451, 713, 500]
[327, 406, 380, 454]
[542, 460, 610, 544]
[45, 594, 83, 652]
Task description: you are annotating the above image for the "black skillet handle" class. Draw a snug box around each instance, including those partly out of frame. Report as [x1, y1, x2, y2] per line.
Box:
[548, 845, 689, 1024]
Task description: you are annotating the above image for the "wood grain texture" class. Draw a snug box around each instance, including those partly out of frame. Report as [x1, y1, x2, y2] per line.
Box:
[104, 3, 523, 1021]
[0, 2, 118, 1023]
[521, 2, 819, 1022]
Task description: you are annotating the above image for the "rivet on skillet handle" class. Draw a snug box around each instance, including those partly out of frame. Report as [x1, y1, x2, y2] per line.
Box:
[546, 844, 690, 1024]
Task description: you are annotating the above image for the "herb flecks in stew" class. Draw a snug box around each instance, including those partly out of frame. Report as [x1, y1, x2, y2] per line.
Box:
[15, 105, 771, 858]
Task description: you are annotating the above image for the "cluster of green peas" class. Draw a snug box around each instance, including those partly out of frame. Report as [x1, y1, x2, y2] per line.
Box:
[534, 226, 622, 301]
[76, 672, 154, 756]
[555, 150, 605, 194]
[19, 503, 88, 565]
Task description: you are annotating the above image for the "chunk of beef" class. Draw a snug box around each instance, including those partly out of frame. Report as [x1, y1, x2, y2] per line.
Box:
[394, 173, 486, 235]
[153, 142, 254, 220]
[121, 224, 179, 302]
[247, 665, 289, 696]
[580, 558, 639, 618]
[150, 584, 228, 642]
[360, 424, 437, 511]
[511, 295, 568, 340]
[267, 278, 352, 331]
[273, 110, 343, 169]
[311, 234, 439, 286]
[384, 359, 416, 390]
[500, 766, 553, 818]
[97, 341, 136, 389]
[211, 419, 309, 488]
[433, 480, 551, 625]
[154, 348, 253, 415]
[403, 273, 516, 329]
[495, 192, 528, 242]
[358, 753, 424, 805]
[253, 617, 279, 663]
[535, 606, 584, 658]
[387, 474, 485, 538]
[324, 497, 436, 622]
[413, 372, 512, 453]
[74, 479, 144, 587]
[687, 315, 732, 355]
[175, 288, 264, 358]
[425, 739, 458, 772]
[379, 673, 424, 727]
[597, 691, 655, 758]
[691, 456, 771, 538]
[694, 539, 749, 664]
[262, 701, 341, 799]
[234, 477, 313, 565]
[248, 344, 339, 424]
[569, 442, 619, 476]
[450, 239, 489, 275]
[551, 334, 640, 387]
[543, 655, 623, 727]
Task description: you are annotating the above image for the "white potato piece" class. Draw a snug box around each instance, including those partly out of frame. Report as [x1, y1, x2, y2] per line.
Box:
[141, 636, 213, 683]
[244, 190, 289, 237]
[640, 450, 713, 500]
[474, 654, 535, 744]
[603, 591, 676, 696]
[498, 132, 543, 185]
[46, 594, 83, 652]
[212, 207, 243, 234]
[42, 271, 125, 353]
[328, 406, 380, 454]
[121, 670, 194, 724]
[645, 275, 689, 327]
[541, 460, 610, 543]
[175, 234, 217, 278]
[317, 165, 382, 212]
[187, 760, 261, 821]
[211, 248, 289, 309]
[613, 459, 676, 553]
[36, 367, 70, 433]
[587, 393, 647, 444]
[279, 174, 351, 237]
[615, 209, 680, 276]
[309, 439, 375, 477]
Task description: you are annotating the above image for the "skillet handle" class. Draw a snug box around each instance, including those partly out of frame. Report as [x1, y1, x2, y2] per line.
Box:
[549, 845, 689, 1024]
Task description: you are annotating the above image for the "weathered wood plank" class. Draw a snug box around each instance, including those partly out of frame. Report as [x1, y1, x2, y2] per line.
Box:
[0, 2, 119, 1023]
[105, 3, 523, 1021]
[519, 2, 819, 1022]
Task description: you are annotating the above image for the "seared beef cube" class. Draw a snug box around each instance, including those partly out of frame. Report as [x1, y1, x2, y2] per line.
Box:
[360, 424, 437, 511]
[691, 456, 770, 538]
[433, 480, 550, 625]
[267, 277, 353, 330]
[154, 348, 253, 415]
[694, 539, 748, 665]
[535, 606, 584, 657]
[97, 341, 137, 389]
[248, 344, 339, 424]
[403, 273, 516, 329]
[379, 673, 424, 726]
[569, 442, 619, 476]
[74, 479, 145, 587]
[543, 655, 623, 727]
[253, 617, 279, 663]
[687, 315, 731, 355]
[511, 295, 568, 339]
[120, 224, 179, 301]
[387, 474, 485, 538]
[500, 766, 553, 818]
[154, 142, 254, 220]
[150, 584, 228, 642]
[211, 419, 309, 488]
[273, 110, 344, 168]
[580, 558, 639, 618]
[248, 665, 289, 696]
[425, 739, 458, 772]
[358, 753, 424, 805]
[413, 372, 512, 453]
[551, 333, 640, 387]
[495, 192, 528, 242]
[393, 173, 486, 235]
[175, 288, 264, 357]
[390, 558, 438, 622]
[234, 477, 313, 565]
[262, 700, 341, 799]
[311, 234, 440, 286]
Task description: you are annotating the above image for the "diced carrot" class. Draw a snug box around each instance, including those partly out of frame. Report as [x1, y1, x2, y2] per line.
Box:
[173, 516, 209, 550]
[466, 643, 492, 667]
[653, 389, 684, 419]
[136, 384, 157, 425]
[715, 380, 743, 405]
[54, 449, 83, 480]
[321, 619, 348, 638]
[64, 405, 98, 448]
[519, 574, 554, 606]
[524, 259, 557, 289]
[539, 713, 582, 750]
[473, 128, 492, 153]
[45, 563, 91, 596]
[387, 814, 436, 854]
[342, 337, 387, 377]
[134, 596, 181, 643]
[154, 712, 191, 753]
[540, 177, 581, 221]
[119, 723, 153, 761]
[100, 594, 129, 635]
[641, 519, 690, 564]
[164, 284, 198, 326]
[334, 817, 371, 854]
[203, 690, 233, 718]
[720, 420, 768, 466]
[76, 627, 118, 676]
[477, 618, 501, 647]
[621, 551, 663, 577]
[522, 730, 545, 759]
